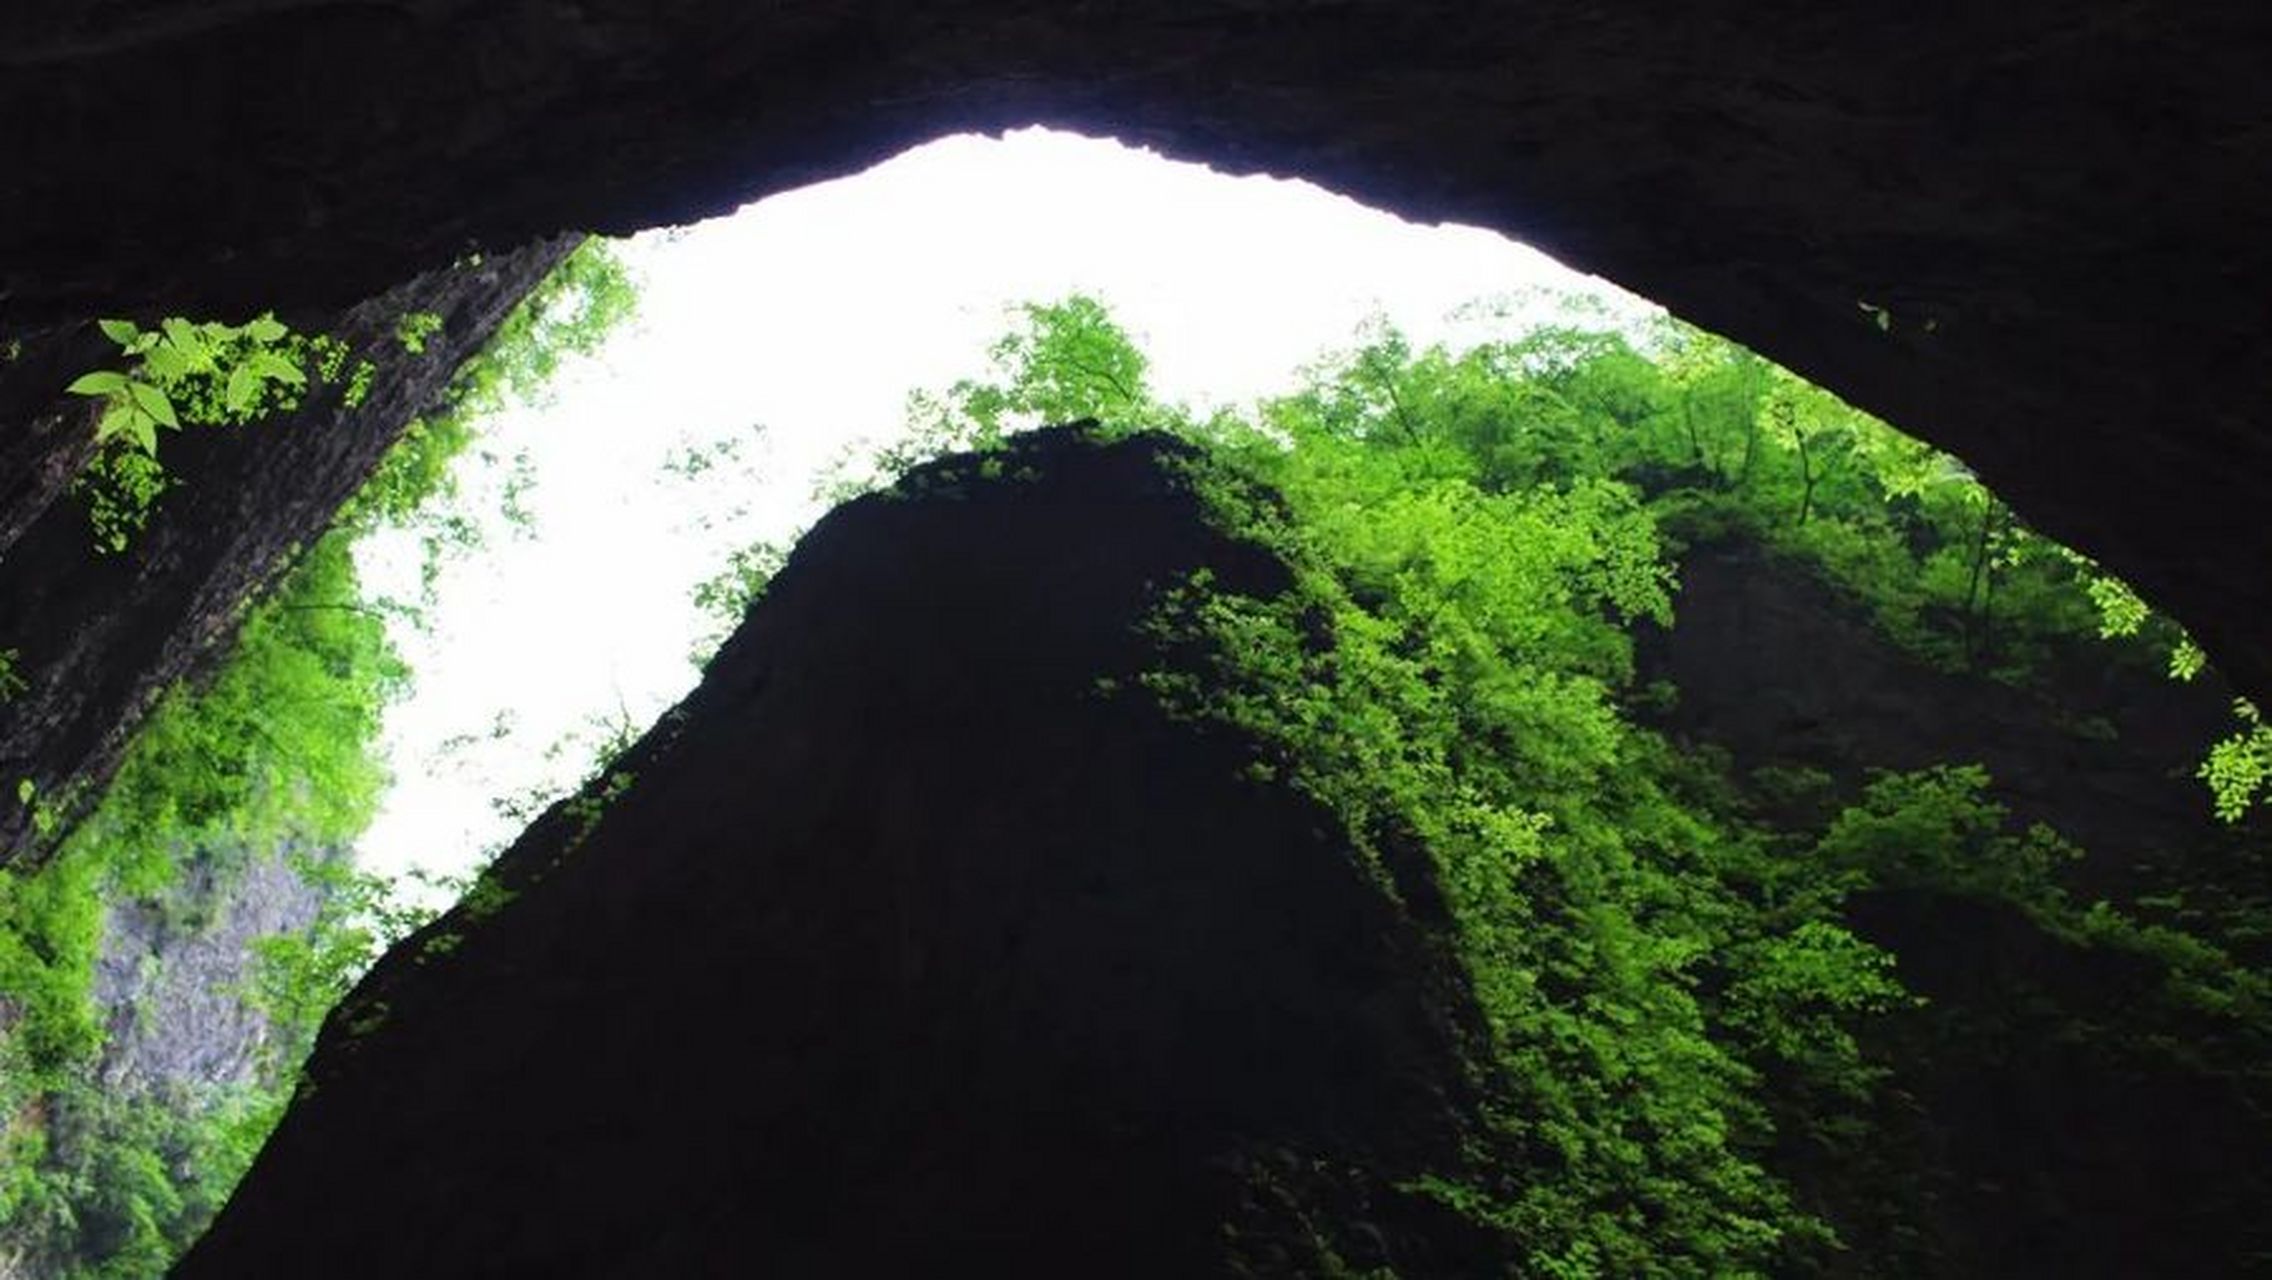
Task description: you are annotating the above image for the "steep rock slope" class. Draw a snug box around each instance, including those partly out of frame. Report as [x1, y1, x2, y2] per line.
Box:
[0, 239, 572, 861]
[90, 843, 330, 1102]
[179, 430, 1494, 1277]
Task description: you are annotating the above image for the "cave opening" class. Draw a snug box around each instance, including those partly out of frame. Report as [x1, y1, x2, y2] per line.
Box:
[354, 125, 1661, 901]
[9, 124, 1702, 1274]
[0, 29, 2264, 1268]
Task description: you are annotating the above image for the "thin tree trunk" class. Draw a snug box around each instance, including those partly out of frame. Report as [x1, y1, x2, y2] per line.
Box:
[1737, 364, 1763, 488]
[1962, 496, 2002, 669]
[1368, 356, 1421, 445]
[1794, 429, 1816, 525]
[1681, 390, 1708, 470]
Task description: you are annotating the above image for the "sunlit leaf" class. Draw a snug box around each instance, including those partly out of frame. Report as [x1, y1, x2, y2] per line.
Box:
[161, 317, 203, 357]
[253, 350, 307, 386]
[127, 381, 179, 430]
[96, 402, 133, 441]
[66, 370, 130, 396]
[226, 363, 261, 413]
[143, 344, 188, 381]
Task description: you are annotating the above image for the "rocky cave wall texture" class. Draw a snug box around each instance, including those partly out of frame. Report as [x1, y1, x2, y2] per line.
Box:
[0, 239, 572, 861]
[1, 2, 2267, 702]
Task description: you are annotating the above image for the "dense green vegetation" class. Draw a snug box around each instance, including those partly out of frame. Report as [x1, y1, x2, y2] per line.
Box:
[0, 240, 632, 1277]
[831, 296, 2272, 1273]
[67, 314, 370, 555]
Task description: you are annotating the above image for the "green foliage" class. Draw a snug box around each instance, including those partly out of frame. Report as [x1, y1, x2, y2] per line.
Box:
[394, 311, 444, 355]
[0, 531, 413, 1274]
[869, 296, 1864, 1269]
[0, 1075, 300, 1280]
[355, 238, 637, 614]
[820, 295, 1171, 500]
[1812, 765, 2272, 1069]
[246, 855, 440, 1071]
[0, 241, 637, 1276]
[1813, 766, 2080, 904]
[2201, 700, 2272, 823]
[1148, 443, 1853, 1275]
[59, 312, 413, 553]
[448, 238, 636, 419]
[64, 315, 305, 553]
[74, 445, 170, 555]
[59, 239, 630, 562]
[689, 540, 787, 662]
[0, 531, 400, 1098]
[871, 294, 2272, 1272]
[66, 315, 301, 456]
[1248, 310, 2252, 818]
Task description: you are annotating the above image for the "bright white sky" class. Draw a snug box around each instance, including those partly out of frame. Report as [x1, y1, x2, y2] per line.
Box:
[352, 127, 1655, 896]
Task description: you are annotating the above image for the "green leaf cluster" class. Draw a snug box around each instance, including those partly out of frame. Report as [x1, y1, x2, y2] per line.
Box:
[689, 539, 787, 663]
[65, 316, 302, 456]
[818, 296, 1167, 502]
[2202, 700, 2272, 823]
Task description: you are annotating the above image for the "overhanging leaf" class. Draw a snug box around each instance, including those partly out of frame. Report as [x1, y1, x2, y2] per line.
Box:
[127, 381, 180, 430]
[97, 318, 140, 346]
[66, 370, 129, 396]
[253, 350, 307, 386]
[96, 401, 135, 444]
[226, 363, 261, 413]
[143, 344, 189, 381]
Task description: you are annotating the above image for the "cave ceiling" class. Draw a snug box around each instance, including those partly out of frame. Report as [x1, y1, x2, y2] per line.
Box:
[3, 2, 2266, 694]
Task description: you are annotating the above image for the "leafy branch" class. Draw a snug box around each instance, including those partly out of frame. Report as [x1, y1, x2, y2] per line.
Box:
[65, 316, 303, 455]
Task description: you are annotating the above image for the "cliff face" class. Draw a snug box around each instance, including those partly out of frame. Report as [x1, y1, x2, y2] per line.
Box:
[1642, 541, 2272, 1274]
[0, 4, 2265, 706]
[0, 238, 572, 862]
[179, 429, 1495, 1277]
[89, 843, 330, 1102]
[1645, 540, 2268, 909]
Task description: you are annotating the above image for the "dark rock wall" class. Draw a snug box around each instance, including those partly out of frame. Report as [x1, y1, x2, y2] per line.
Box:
[1644, 540, 2269, 908]
[0, 238, 572, 863]
[176, 431, 1487, 1278]
[0, 3, 2265, 700]
[1642, 540, 2272, 1274]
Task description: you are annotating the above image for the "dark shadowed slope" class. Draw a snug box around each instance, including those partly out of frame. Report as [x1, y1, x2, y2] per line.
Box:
[178, 429, 1494, 1278]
